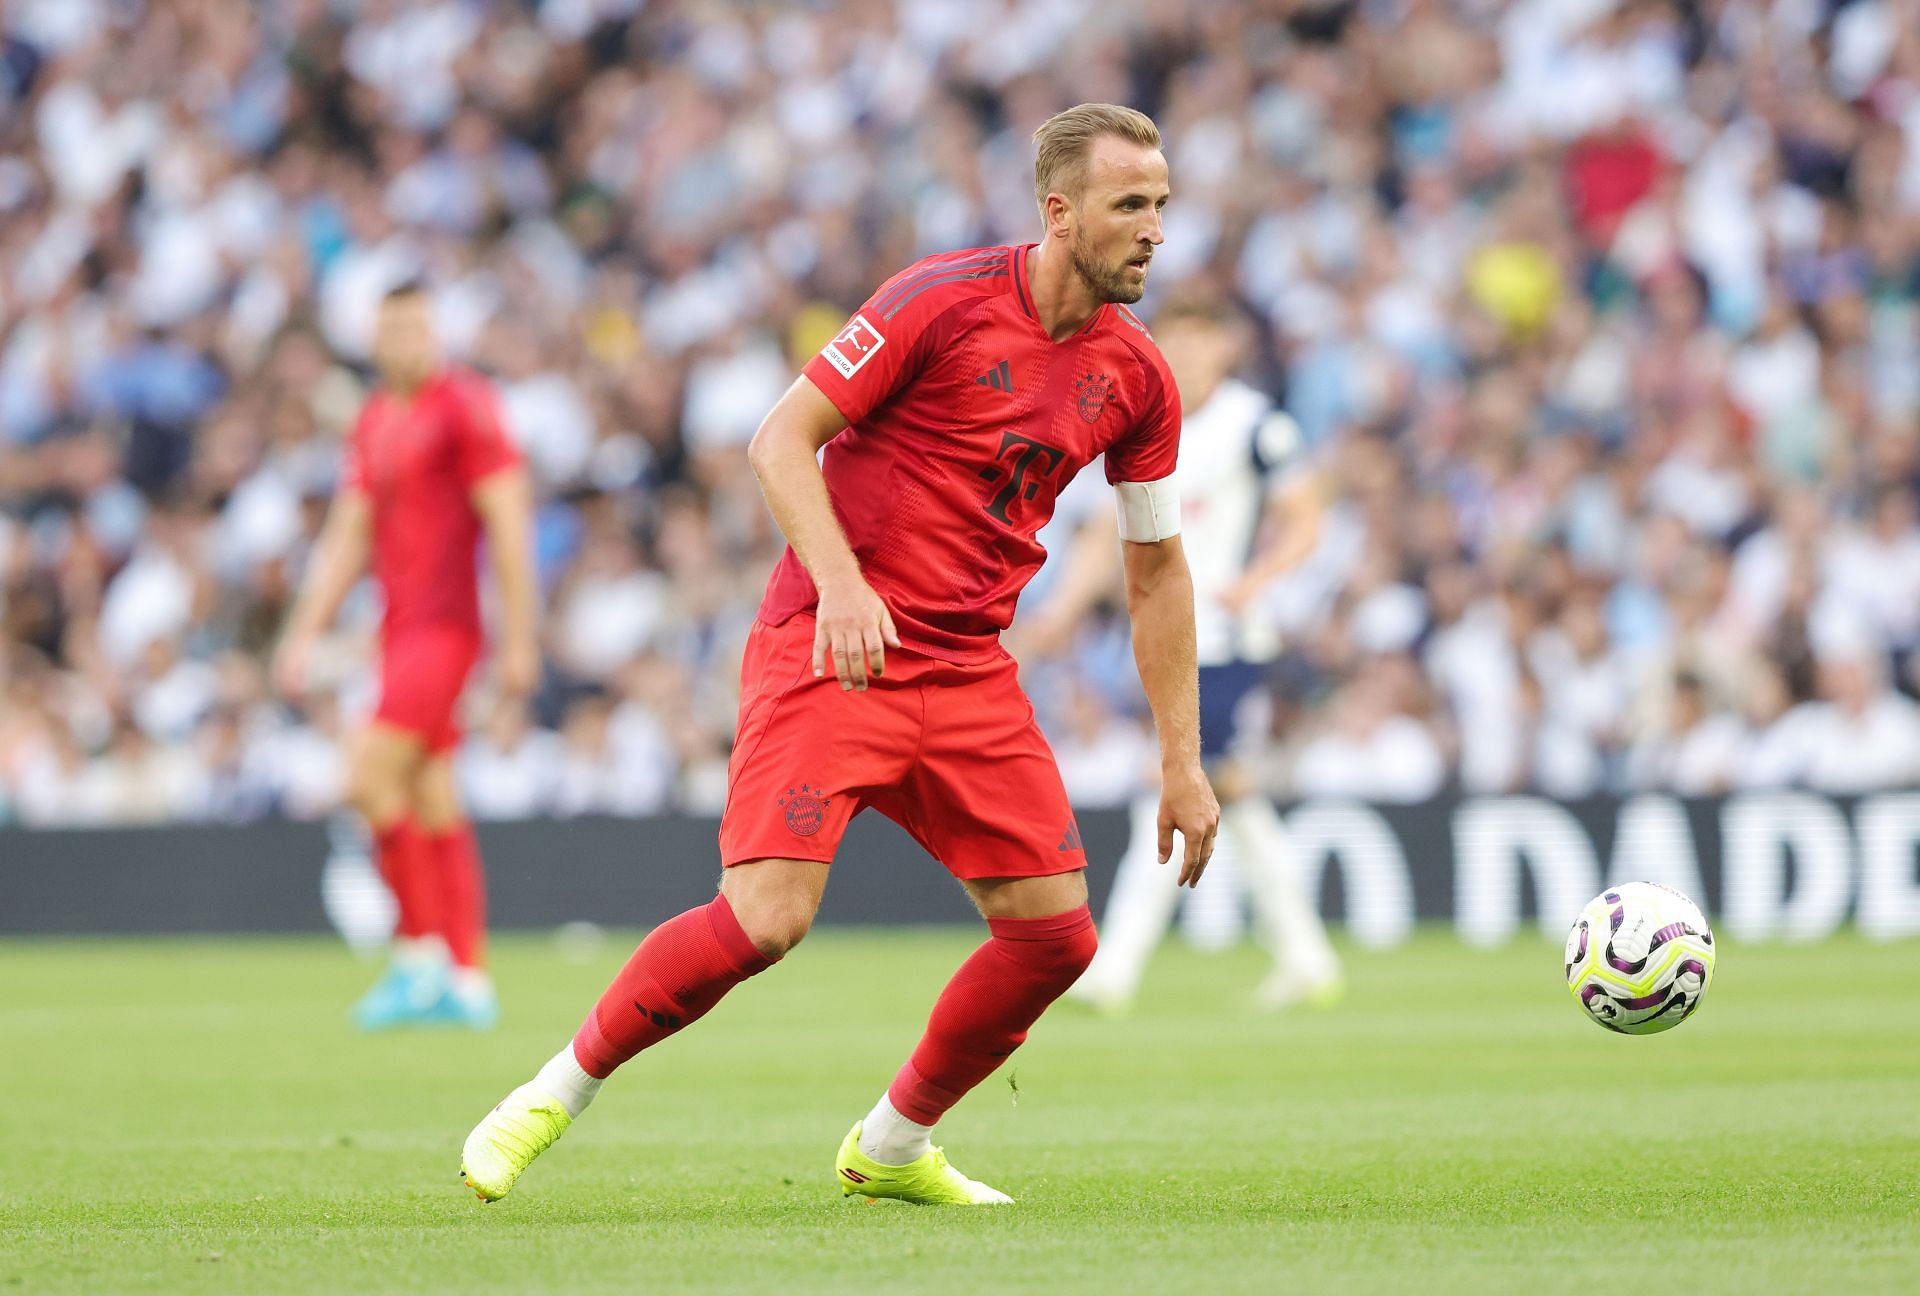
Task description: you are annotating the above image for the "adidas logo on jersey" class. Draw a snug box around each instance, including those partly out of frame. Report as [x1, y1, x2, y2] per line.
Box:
[974, 359, 1013, 391]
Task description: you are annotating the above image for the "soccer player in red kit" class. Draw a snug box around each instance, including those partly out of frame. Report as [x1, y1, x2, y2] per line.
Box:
[461, 103, 1217, 1205]
[275, 281, 538, 1030]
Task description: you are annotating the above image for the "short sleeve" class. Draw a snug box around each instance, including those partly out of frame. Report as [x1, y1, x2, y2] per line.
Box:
[450, 376, 522, 487]
[1104, 355, 1181, 485]
[800, 282, 941, 426]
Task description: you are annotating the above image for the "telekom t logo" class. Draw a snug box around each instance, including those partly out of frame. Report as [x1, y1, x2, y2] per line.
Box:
[978, 430, 1066, 523]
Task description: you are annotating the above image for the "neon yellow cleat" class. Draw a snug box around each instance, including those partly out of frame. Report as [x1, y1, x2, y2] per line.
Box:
[833, 1122, 1013, 1205]
[460, 1088, 572, 1202]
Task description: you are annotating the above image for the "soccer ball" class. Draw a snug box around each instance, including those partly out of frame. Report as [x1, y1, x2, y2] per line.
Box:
[1563, 882, 1715, 1035]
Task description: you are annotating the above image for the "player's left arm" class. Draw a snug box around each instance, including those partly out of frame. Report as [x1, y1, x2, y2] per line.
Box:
[1122, 532, 1220, 887]
[471, 467, 539, 698]
[1108, 350, 1218, 884]
[457, 377, 539, 698]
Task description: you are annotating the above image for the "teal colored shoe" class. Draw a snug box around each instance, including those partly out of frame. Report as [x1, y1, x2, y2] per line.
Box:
[427, 976, 500, 1030]
[351, 959, 449, 1031]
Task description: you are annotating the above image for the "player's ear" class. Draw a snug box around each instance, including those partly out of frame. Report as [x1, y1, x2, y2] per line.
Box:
[1043, 191, 1073, 239]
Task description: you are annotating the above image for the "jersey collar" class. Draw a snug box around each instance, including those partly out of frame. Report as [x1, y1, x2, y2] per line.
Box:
[1010, 243, 1109, 341]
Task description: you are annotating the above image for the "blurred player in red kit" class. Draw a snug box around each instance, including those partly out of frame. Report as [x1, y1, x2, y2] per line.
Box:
[462, 104, 1217, 1205]
[275, 281, 538, 1030]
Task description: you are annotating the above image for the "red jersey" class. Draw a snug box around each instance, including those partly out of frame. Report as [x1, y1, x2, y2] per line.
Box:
[765, 243, 1181, 662]
[342, 367, 521, 639]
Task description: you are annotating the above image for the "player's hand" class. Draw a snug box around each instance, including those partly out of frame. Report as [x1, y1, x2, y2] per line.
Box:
[498, 636, 540, 698]
[1157, 760, 1220, 888]
[271, 632, 313, 700]
[813, 573, 901, 692]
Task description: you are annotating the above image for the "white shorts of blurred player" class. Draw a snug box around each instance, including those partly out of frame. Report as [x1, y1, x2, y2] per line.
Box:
[1071, 661, 1341, 1011]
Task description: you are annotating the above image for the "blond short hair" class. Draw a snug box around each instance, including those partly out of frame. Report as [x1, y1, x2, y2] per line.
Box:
[1032, 103, 1162, 208]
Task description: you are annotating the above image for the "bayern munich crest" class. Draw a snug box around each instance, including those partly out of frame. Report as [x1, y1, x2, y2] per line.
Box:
[1075, 372, 1113, 423]
[778, 783, 830, 837]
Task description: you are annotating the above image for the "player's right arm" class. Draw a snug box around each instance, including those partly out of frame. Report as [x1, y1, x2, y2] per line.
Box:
[452, 376, 539, 700]
[273, 487, 371, 699]
[754, 259, 970, 690]
[747, 376, 900, 692]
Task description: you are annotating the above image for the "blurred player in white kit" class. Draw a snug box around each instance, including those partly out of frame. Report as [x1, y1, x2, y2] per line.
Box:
[1026, 293, 1342, 1013]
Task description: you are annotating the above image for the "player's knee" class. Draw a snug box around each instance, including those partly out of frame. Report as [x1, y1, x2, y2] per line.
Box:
[750, 910, 813, 959]
[344, 770, 397, 824]
[1054, 922, 1099, 979]
[721, 859, 828, 958]
[1022, 919, 1098, 982]
[345, 751, 412, 826]
[733, 895, 816, 959]
[411, 761, 461, 829]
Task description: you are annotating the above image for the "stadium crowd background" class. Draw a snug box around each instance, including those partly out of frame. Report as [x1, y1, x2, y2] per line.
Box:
[4, 0, 1920, 828]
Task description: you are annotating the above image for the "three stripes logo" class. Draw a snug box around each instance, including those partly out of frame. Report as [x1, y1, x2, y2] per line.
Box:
[974, 359, 1013, 391]
[633, 999, 683, 1032]
[1057, 822, 1083, 853]
[840, 1167, 871, 1185]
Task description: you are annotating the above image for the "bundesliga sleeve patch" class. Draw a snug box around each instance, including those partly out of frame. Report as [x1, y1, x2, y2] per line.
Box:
[820, 313, 886, 379]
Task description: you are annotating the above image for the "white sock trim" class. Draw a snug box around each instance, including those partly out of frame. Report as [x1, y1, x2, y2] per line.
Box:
[451, 967, 493, 999]
[393, 935, 450, 967]
[858, 1094, 933, 1166]
[531, 1044, 603, 1119]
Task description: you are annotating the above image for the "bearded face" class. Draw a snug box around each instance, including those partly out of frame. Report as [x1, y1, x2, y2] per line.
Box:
[1069, 223, 1151, 305]
[1056, 137, 1166, 306]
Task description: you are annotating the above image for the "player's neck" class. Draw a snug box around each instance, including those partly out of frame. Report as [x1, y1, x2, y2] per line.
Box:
[1025, 243, 1103, 343]
[382, 369, 436, 399]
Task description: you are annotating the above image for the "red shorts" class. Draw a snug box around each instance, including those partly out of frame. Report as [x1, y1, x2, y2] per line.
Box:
[718, 613, 1087, 880]
[373, 625, 481, 753]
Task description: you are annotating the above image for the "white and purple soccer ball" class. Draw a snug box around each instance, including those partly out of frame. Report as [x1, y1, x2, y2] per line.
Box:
[1564, 882, 1716, 1036]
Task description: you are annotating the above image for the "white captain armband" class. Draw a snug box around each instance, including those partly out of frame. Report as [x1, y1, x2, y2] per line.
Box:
[1113, 475, 1182, 542]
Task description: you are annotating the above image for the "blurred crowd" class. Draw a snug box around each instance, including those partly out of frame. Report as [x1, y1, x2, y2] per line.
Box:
[5, 0, 1920, 828]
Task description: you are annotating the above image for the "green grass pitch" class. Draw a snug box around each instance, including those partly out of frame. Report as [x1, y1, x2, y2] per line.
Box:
[3, 927, 1916, 1294]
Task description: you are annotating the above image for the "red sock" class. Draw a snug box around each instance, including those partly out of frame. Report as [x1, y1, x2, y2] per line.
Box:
[427, 823, 488, 969]
[571, 895, 775, 1079]
[374, 819, 440, 943]
[887, 905, 1097, 1127]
